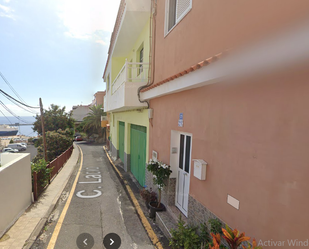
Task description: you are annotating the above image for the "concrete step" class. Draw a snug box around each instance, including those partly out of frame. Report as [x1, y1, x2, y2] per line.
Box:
[155, 205, 188, 239]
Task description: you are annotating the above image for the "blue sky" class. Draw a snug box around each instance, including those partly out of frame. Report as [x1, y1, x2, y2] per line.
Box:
[0, 0, 120, 118]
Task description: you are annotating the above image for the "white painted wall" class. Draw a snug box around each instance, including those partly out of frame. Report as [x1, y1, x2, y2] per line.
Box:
[71, 105, 90, 122]
[106, 81, 148, 112]
[170, 130, 180, 178]
[0, 153, 32, 238]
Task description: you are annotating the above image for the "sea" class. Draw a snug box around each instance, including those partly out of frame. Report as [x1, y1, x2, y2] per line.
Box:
[0, 116, 38, 137]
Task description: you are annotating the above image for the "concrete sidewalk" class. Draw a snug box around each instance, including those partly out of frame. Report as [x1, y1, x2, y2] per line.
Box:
[0, 144, 80, 249]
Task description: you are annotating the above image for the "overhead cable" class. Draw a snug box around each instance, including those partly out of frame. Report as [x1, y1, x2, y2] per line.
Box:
[0, 108, 12, 124]
[0, 100, 30, 124]
[0, 89, 39, 109]
[0, 91, 37, 114]
[0, 71, 37, 113]
[0, 72, 28, 104]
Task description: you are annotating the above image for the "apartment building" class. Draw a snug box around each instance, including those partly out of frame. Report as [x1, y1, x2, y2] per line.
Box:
[140, 0, 309, 243]
[103, 0, 152, 186]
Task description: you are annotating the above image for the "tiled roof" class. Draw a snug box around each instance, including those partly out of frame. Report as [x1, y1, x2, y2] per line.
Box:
[140, 51, 228, 93]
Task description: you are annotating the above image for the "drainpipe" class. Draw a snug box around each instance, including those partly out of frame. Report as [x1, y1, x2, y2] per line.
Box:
[137, 0, 157, 108]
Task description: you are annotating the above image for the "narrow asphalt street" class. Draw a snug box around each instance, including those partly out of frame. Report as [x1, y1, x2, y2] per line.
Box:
[31, 142, 154, 249]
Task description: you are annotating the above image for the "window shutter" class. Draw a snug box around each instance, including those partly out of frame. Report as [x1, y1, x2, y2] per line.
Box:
[176, 0, 191, 23]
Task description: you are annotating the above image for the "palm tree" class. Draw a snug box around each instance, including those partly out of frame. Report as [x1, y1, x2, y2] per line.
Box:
[82, 105, 106, 140]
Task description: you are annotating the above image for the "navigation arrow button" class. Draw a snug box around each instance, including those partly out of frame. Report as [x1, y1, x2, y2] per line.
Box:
[110, 238, 114, 245]
[83, 238, 88, 245]
[103, 233, 121, 249]
[76, 233, 94, 249]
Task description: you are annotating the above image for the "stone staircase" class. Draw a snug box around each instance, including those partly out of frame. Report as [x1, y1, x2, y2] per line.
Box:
[156, 205, 187, 239]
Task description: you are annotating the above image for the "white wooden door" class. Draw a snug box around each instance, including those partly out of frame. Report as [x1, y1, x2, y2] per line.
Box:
[175, 134, 191, 216]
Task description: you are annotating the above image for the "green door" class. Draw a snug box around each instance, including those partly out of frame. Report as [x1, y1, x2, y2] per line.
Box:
[119, 121, 125, 162]
[130, 124, 146, 186]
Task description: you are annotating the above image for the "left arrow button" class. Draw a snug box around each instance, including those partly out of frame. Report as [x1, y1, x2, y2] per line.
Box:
[76, 233, 94, 249]
[83, 238, 88, 245]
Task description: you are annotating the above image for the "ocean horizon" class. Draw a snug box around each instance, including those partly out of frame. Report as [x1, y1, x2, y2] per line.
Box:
[0, 116, 38, 137]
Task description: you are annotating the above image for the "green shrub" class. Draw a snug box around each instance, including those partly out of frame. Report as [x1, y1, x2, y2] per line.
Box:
[33, 130, 73, 163]
[31, 159, 53, 188]
[209, 218, 223, 235]
[169, 216, 201, 249]
[200, 222, 211, 248]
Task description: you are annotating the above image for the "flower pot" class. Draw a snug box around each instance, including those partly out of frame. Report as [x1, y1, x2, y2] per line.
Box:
[149, 201, 166, 218]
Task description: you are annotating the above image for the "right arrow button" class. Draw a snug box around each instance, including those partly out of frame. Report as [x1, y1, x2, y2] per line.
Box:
[103, 233, 121, 249]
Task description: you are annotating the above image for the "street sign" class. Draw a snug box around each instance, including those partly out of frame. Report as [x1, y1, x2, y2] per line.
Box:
[178, 113, 183, 127]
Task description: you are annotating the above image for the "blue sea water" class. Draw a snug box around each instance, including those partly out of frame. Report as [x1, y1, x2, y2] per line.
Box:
[0, 116, 38, 137]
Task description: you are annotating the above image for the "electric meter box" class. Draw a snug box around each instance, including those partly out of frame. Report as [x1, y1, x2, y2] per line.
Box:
[193, 159, 207, 180]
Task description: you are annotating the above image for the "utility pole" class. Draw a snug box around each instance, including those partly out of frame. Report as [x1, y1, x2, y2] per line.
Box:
[39, 98, 47, 161]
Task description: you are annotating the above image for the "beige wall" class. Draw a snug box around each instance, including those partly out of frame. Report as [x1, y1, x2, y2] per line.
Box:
[0, 153, 32, 238]
[148, 63, 309, 242]
[154, 0, 309, 84]
[93, 91, 106, 107]
[71, 105, 90, 122]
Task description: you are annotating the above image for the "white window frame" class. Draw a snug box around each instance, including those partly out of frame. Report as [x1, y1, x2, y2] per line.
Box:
[164, 0, 192, 36]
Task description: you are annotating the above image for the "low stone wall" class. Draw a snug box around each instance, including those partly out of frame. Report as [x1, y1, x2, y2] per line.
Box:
[188, 195, 225, 230]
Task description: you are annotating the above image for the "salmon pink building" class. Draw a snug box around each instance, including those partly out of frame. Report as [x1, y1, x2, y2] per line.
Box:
[140, 0, 309, 245]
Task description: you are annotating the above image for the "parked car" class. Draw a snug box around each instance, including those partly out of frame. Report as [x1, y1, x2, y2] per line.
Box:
[3, 147, 18, 153]
[74, 136, 83, 141]
[7, 143, 26, 151]
[20, 142, 27, 148]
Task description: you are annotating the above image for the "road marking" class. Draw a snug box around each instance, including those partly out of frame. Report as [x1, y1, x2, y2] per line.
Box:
[46, 144, 83, 249]
[103, 146, 164, 249]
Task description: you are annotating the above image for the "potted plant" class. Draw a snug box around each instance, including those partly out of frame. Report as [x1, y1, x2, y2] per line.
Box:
[140, 187, 157, 209]
[147, 159, 172, 218]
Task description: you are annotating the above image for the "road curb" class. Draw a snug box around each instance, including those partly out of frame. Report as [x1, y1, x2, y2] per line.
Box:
[23, 143, 80, 249]
[23, 218, 47, 249]
[103, 146, 164, 249]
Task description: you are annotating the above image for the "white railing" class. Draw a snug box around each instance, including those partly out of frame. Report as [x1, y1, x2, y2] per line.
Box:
[111, 60, 150, 94]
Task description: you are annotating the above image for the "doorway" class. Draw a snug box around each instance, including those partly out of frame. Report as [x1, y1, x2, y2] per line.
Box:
[175, 133, 192, 216]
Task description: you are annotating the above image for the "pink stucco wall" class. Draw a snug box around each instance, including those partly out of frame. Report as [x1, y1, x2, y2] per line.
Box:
[154, 0, 309, 84]
[148, 63, 309, 242]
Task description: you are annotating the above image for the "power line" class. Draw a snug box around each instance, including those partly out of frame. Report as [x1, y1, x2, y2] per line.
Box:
[0, 72, 26, 103]
[0, 100, 30, 124]
[0, 89, 39, 109]
[26, 130, 37, 136]
[0, 108, 12, 124]
[0, 71, 36, 113]
[0, 91, 38, 114]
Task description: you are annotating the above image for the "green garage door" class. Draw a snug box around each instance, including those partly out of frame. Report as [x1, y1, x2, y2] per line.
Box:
[130, 124, 146, 186]
[119, 121, 125, 162]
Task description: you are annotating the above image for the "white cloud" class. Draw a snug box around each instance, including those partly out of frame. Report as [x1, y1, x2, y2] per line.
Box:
[0, 4, 9, 12]
[57, 0, 120, 45]
[0, 3, 15, 20]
